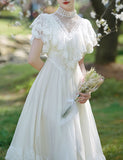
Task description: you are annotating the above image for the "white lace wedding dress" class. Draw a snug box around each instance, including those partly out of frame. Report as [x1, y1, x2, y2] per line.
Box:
[5, 7, 106, 160]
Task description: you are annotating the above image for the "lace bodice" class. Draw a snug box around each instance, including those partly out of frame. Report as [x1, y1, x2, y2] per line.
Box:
[29, 7, 98, 71]
[53, 7, 80, 34]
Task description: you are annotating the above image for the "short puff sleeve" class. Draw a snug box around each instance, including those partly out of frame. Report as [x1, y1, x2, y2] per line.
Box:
[29, 13, 51, 55]
[85, 19, 98, 54]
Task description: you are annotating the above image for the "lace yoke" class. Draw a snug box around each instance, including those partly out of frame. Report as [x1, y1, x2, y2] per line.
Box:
[53, 12, 81, 35]
[29, 7, 98, 71]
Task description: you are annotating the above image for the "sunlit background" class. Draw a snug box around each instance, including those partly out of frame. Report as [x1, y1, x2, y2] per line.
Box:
[0, 0, 123, 160]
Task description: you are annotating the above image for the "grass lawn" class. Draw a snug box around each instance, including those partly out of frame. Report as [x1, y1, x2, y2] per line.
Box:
[0, 63, 123, 160]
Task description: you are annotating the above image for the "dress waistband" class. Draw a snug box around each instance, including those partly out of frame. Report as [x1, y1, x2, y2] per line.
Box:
[47, 56, 78, 77]
[47, 57, 64, 73]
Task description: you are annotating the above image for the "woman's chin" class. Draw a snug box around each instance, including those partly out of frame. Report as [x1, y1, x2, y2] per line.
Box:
[60, 4, 74, 11]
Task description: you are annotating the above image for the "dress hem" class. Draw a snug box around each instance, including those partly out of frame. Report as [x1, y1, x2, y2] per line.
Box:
[5, 145, 106, 160]
[5, 145, 48, 160]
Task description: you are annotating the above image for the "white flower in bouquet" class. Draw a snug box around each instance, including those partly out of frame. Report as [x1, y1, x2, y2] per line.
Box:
[61, 68, 104, 118]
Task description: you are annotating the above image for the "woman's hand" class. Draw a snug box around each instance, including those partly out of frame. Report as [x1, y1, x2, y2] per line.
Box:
[78, 58, 91, 104]
[77, 92, 91, 104]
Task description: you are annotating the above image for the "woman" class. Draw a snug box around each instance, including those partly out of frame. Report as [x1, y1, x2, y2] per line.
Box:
[5, 0, 106, 159]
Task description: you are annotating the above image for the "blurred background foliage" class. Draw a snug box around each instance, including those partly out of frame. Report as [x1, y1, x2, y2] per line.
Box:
[0, 0, 123, 160]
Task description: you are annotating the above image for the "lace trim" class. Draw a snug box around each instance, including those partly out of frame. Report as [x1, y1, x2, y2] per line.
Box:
[29, 13, 98, 71]
[52, 13, 81, 38]
[29, 13, 52, 55]
[82, 19, 98, 54]
[5, 145, 48, 160]
[49, 14, 86, 70]
[55, 6, 77, 18]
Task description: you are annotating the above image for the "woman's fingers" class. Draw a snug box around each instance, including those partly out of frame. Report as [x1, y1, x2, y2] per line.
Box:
[77, 92, 91, 104]
[77, 97, 87, 103]
[78, 99, 87, 104]
[79, 92, 90, 97]
[79, 92, 91, 99]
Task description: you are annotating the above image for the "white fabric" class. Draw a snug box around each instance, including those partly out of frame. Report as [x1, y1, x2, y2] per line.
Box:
[5, 8, 106, 160]
[54, 6, 77, 18]
[29, 12, 98, 71]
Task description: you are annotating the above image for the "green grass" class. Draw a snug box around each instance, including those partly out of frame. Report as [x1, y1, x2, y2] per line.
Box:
[0, 63, 123, 160]
[0, 63, 38, 92]
[118, 34, 123, 44]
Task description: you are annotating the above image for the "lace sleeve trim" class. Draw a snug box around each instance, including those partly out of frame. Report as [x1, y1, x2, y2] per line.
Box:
[29, 13, 51, 54]
[84, 19, 98, 54]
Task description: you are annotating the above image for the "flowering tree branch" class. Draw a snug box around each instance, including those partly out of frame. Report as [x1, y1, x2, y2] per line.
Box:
[90, 0, 123, 44]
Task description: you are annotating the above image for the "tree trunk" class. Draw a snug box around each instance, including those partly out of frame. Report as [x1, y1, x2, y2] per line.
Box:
[90, 0, 122, 64]
[95, 30, 119, 64]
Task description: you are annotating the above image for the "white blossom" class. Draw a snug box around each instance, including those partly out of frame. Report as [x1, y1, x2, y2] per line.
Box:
[11, 34, 15, 39]
[96, 18, 110, 35]
[37, 8, 42, 14]
[21, 0, 27, 7]
[104, 24, 108, 30]
[14, 21, 21, 26]
[104, 30, 110, 35]
[116, 4, 123, 12]
[116, 0, 120, 3]
[90, 10, 96, 19]
[115, 0, 123, 12]
[25, 10, 31, 18]
[100, 18, 107, 26]
[96, 18, 107, 27]
[19, 11, 23, 20]
[6, 1, 15, 12]
[119, 12, 123, 21]
[112, 11, 123, 21]
[48, 0, 52, 5]
[97, 33, 102, 41]
[102, 0, 109, 6]
[96, 19, 101, 28]
[97, 33, 102, 37]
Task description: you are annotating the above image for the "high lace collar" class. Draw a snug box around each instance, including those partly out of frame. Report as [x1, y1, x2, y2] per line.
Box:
[55, 6, 77, 18]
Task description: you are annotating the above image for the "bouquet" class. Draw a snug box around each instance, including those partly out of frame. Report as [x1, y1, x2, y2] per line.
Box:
[61, 67, 104, 118]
